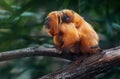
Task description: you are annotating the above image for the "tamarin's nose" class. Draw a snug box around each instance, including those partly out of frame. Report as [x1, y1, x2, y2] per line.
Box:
[44, 17, 51, 29]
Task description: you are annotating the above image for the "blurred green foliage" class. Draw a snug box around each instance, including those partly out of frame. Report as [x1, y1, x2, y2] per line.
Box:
[0, 0, 120, 79]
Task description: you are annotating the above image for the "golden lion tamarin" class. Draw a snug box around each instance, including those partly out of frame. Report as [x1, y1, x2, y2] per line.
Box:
[44, 9, 101, 54]
[44, 11, 80, 53]
[61, 9, 101, 54]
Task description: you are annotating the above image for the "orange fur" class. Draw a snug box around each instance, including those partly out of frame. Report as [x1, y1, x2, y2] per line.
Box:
[44, 9, 101, 54]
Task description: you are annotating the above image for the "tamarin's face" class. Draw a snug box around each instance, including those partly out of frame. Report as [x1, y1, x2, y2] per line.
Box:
[61, 9, 83, 28]
[44, 11, 62, 36]
[61, 9, 74, 23]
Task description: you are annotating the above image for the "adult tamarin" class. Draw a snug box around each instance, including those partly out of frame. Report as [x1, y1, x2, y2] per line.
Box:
[61, 9, 101, 54]
[44, 9, 101, 54]
[44, 11, 80, 53]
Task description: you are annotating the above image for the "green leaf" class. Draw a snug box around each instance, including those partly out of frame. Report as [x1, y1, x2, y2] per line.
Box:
[112, 23, 120, 31]
[0, 0, 13, 12]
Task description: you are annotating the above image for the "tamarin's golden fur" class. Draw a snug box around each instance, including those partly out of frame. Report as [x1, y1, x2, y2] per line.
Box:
[44, 9, 101, 54]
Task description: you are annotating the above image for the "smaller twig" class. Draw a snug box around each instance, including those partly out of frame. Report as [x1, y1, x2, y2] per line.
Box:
[0, 46, 76, 62]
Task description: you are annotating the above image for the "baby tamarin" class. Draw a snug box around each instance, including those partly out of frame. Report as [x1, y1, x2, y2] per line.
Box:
[44, 9, 101, 54]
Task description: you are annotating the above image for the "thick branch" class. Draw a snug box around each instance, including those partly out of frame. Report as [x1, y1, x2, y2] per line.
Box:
[1, 45, 120, 79]
[39, 46, 120, 79]
[0, 46, 75, 61]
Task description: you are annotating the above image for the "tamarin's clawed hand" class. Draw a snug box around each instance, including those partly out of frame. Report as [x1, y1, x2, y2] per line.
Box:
[44, 9, 101, 54]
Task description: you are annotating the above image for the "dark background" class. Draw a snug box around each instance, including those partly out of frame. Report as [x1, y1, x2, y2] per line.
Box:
[0, 0, 120, 79]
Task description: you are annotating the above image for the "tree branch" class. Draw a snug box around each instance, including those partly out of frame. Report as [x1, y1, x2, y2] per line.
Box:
[39, 46, 120, 79]
[0, 46, 75, 61]
[1, 44, 120, 79]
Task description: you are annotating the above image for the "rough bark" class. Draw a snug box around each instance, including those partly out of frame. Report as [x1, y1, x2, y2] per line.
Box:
[39, 46, 120, 79]
[0, 45, 120, 79]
